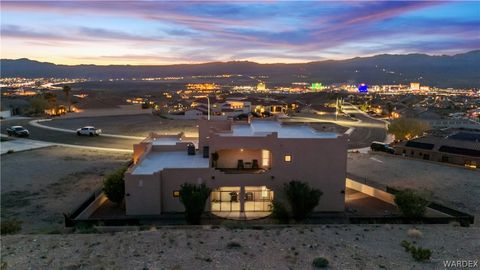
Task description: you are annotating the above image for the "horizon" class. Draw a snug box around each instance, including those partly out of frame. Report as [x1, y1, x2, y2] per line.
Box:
[1, 1, 479, 65]
[3, 49, 479, 67]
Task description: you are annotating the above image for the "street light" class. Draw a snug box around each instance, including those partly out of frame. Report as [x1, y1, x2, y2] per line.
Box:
[198, 95, 211, 120]
[206, 96, 210, 120]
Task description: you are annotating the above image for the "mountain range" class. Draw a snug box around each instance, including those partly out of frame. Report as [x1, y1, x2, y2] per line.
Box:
[1, 51, 479, 88]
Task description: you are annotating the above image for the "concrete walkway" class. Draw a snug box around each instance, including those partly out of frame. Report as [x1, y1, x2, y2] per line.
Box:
[1, 137, 54, 154]
[1, 136, 132, 154]
[30, 119, 145, 140]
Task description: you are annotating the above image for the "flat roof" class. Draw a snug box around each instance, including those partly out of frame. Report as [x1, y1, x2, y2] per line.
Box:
[151, 137, 183, 146]
[219, 120, 338, 139]
[132, 151, 209, 175]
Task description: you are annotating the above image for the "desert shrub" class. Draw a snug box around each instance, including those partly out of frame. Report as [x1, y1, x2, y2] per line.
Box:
[312, 257, 329, 268]
[226, 241, 242, 249]
[401, 240, 431, 262]
[401, 240, 413, 252]
[1, 219, 22, 234]
[74, 222, 98, 234]
[284, 181, 323, 221]
[103, 166, 128, 204]
[411, 247, 431, 262]
[179, 183, 211, 225]
[394, 189, 428, 218]
[271, 200, 290, 223]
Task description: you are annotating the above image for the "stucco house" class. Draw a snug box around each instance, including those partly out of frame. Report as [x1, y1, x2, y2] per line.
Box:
[125, 118, 348, 218]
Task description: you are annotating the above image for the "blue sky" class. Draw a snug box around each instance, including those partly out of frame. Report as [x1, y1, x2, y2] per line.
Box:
[1, 1, 479, 65]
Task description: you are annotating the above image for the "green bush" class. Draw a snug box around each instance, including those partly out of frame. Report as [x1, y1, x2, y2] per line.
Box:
[1, 219, 22, 234]
[400, 240, 431, 262]
[284, 181, 323, 221]
[394, 189, 428, 218]
[74, 222, 98, 234]
[312, 257, 329, 268]
[179, 183, 211, 225]
[401, 240, 412, 251]
[271, 200, 290, 223]
[411, 247, 431, 262]
[103, 166, 127, 204]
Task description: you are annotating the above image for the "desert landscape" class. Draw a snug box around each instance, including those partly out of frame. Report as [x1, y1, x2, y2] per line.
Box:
[1, 146, 479, 269]
[1, 146, 130, 233]
[1, 224, 478, 269]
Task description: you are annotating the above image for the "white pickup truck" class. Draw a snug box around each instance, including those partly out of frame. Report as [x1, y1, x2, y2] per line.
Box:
[76, 126, 102, 136]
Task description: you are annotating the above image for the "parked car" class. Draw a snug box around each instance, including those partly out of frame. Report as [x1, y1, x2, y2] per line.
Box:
[6, 126, 30, 137]
[370, 141, 395, 154]
[76, 126, 102, 136]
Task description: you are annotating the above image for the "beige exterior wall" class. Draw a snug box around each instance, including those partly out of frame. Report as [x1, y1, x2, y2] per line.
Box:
[125, 173, 161, 215]
[126, 119, 347, 216]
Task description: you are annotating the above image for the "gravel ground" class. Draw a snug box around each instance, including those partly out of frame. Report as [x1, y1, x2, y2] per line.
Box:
[1, 225, 479, 270]
[1, 146, 130, 233]
[347, 152, 480, 222]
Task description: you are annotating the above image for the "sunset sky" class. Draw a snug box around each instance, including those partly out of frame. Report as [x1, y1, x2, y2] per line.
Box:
[1, 1, 479, 65]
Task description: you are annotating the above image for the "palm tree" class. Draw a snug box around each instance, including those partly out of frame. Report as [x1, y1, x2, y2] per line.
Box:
[386, 102, 394, 118]
[62, 85, 72, 111]
[43, 92, 57, 108]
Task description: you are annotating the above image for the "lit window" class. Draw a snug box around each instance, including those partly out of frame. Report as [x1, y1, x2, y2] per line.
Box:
[173, 191, 180, 198]
[262, 150, 270, 167]
[284, 155, 292, 162]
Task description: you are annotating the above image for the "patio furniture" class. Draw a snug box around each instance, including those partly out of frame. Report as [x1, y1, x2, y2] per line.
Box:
[237, 159, 244, 170]
[252, 159, 259, 169]
[230, 192, 238, 202]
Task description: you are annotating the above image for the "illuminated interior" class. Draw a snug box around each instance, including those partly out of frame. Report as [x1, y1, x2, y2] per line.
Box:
[211, 186, 274, 214]
[211, 186, 241, 212]
[244, 186, 274, 212]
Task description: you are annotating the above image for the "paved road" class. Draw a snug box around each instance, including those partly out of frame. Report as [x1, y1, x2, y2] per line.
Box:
[287, 104, 388, 149]
[1, 105, 387, 150]
[1, 118, 141, 150]
[342, 104, 388, 149]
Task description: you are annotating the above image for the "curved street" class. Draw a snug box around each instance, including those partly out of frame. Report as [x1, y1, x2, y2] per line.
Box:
[1, 105, 388, 151]
[1, 118, 140, 150]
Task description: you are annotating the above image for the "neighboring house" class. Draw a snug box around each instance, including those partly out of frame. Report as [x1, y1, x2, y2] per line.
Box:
[394, 131, 480, 168]
[124, 118, 348, 217]
[0, 110, 12, 119]
[246, 98, 288, 115]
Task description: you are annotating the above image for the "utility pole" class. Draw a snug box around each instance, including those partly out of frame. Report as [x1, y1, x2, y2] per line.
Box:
[335, 98, 338, 121]
[206, 96, 211, 120]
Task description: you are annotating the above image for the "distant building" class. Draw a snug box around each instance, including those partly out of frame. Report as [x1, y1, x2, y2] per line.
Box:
[256, 82, 266, 91]
[394, 131, 480, 168]
[410, 82, 420, 91]
[186, 83, 218, 93]
[310, 82, 325, 91]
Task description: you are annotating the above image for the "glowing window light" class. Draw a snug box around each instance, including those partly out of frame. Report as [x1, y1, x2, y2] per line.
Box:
[262, 150, 270, 167]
